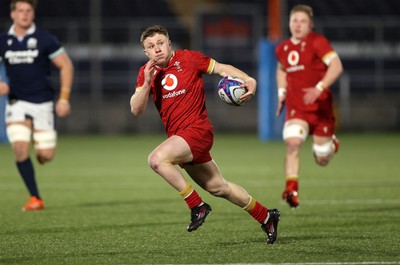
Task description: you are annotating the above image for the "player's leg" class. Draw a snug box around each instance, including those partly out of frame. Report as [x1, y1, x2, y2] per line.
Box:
[148, 135, 193, 191]
[282, 118, 309, 208]
[8, 100, 58, 210]
[32, 101, 57, 165]
[185, 162, 280, 244]
[6, 101, 44, 210]
[312, 134, 339, 166]
[312, 116, 338, 166]
[6, 120, 44, 211]
[7, 120, 31, 162]
[185, 160, 249, 206]
[148, 135, 210, 231]
[33, 130, 57, 164]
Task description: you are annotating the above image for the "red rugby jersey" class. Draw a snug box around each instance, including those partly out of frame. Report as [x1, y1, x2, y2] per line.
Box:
[275, 32, 336, 112]
[136, 49, 215, 135]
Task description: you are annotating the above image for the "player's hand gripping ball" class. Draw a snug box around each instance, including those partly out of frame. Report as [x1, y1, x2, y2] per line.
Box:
[217, 76, 247, 106]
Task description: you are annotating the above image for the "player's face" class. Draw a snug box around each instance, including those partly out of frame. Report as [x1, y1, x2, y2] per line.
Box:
[143, 33, 173, 68]
[11, 2, 35, 29]
[289, 11, 313, 40]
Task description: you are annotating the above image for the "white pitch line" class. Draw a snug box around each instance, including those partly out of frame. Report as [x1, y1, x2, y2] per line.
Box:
[299, 199, 400, 205]
[159, 262, 400, 265]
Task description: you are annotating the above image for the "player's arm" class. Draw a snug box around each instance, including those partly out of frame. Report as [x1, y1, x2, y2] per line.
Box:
[130, 60, 155, 116]
[130, 84, 151, 116]
[212, 61, 256, 103]
[318, 55, 343, 89]
[276, 63, 287, 116]
[51, 52, 74, 117]
[304, 52, 343, 105]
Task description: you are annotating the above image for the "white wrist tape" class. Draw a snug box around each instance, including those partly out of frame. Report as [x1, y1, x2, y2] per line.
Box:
[316, 81, 325, 92]
[278, 87, 287, 98]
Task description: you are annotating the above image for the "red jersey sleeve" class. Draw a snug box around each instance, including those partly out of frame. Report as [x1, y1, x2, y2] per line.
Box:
[135, 65, 146, 90]
[312, 34, 336, 65]
[186, 50, 215, 74]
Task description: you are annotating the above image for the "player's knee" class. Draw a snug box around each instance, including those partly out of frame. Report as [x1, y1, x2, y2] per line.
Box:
[315, 156, 330, 167]
[313, 140, 334, 166]
[148, 152, 162, 172]
[36, 149, 55, 164]
[37, 155, 53, 165]
[12, 142, 30, 162]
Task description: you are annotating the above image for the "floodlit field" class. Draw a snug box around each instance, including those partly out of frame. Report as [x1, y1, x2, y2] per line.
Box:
[0, 133, 399, 264]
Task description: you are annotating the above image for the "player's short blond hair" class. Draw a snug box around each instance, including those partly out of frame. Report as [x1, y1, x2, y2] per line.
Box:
[140, 25, 170, 48]
[290, 4, 314, 20]
[10, 0, 37, 11]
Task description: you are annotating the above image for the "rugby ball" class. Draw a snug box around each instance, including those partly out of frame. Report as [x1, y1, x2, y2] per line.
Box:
[217, 76, 247, 106]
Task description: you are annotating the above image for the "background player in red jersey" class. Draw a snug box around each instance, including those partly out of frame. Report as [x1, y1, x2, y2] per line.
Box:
[130, 25, 280, 244]
[275, 4, 343, 208]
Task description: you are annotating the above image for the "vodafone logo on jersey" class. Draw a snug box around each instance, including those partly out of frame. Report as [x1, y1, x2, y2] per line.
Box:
[287, 51, 299, 66]
[162, 74, 178, 91]
[286, 50, 305, 72]
[161, 73, 186, 100]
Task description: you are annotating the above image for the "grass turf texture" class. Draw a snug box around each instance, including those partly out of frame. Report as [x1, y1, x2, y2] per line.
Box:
[0, 133, 399, 264]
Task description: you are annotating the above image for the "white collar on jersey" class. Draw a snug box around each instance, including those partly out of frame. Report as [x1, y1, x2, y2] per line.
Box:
[290, 37, 302, 45]
[8, 23, 36, 37]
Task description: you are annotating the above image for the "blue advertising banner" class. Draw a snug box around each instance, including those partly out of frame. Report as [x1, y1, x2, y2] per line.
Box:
[0, 63, 8, 143]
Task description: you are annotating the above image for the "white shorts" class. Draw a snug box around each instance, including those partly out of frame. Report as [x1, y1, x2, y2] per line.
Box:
[5, 100, 55, 131]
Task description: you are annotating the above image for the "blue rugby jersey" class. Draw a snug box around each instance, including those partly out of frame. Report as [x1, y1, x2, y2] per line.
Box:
[0, 24, 65, 103]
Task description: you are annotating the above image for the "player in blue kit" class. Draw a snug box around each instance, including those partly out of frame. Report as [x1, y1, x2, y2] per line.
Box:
[0, 0, 74, 211]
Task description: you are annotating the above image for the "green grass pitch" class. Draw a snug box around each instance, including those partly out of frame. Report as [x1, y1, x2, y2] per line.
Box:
[0, 133, 399, 264]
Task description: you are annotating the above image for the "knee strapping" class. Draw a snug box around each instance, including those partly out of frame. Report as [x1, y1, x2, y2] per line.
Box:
[283, 123, 307, 141]
[33, 130, 57, 149]
[313, 140, 334, 157]
[6, 124, 31, 143]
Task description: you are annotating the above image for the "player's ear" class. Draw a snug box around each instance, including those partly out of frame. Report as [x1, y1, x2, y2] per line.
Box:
[143, 50, 149, 57]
